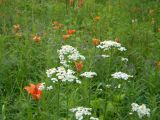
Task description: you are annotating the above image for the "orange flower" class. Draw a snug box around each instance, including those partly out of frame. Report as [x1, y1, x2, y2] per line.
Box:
[24, 83, 43, 100]
[158, 28, 160, 33]
[59, 24, 63, 28]
[54, 21, 58, 26]
[33, 35, 41, 43]
[115, 38, 120, 43]
[54, 26, 59, 30]
[13, 24, 20, 33]
[63, 34, 70, 40]
[69, 0, 74, 6]
[92, 38, 100, 46]
[78, 0, 84, 7]
[67, 29, 76, 35]
[94, 16, 100, 21]
[75, 61, 83, 72]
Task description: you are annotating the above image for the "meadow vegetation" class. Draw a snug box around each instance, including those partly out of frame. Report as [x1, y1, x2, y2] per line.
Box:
[0, 0, 160, 120]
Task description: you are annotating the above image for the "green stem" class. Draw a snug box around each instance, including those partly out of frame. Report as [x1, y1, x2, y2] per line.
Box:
[66, 83, 69, 120]
[57, 83, 60, 119]
[104, 50, 112, 119]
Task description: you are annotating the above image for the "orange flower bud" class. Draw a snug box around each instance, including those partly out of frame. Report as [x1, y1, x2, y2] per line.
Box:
[67, 29, 76, 35]
[75, 61, 83, 72]
[54, 21, 58, 26]
[13, 24, 20, 33]
[94, 16, 100, 21]
[69, 0, 74, 5]
[115, 38, 120, 43]
[63, 34, 70, 40]
[33, 35, 41, 43]
[92, 38, 100, 46]
[59, 24, 63, 28]
[78, 0, 84, 7]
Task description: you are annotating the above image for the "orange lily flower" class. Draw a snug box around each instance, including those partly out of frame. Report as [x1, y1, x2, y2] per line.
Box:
[63, 34, 70, 40]
[67, 29, 76, 35]
[69, 0, 74, 6]
[33, 35, 41, 43]
[54, 26, 59, 30]
[24, 83, 43, 100]
[92, 38, 100, 46]
[94, 16, 100, 21]
[59, 23, 63, 28]
[78, 0, 84, 7]
[75, 61, 83, 72]
[13, 24, 20, 33]
[115, 38, 120, 43]
[54, 21, 58, 26]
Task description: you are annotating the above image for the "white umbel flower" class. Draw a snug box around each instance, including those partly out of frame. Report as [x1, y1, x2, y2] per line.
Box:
[80, 72, 97, 78]
[90, 116, 99, 120]
[46, 66, 81, 84]
[46, 68, 57, 78]
[38, 83, 45, 90]
[46, 86, 53, 90]
[97, 40, 126, 52]
[121, 57, 128, 62]
[57, 45, 85, 67]
[111, 72, 133, 80]
[118, 47, 127, 51]
[101, 55, 110, 58]
[70, 107, 92, 120]
[131, 103, 150, 118]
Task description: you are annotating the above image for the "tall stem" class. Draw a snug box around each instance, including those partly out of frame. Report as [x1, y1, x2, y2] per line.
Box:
[57, 83, 60, 119]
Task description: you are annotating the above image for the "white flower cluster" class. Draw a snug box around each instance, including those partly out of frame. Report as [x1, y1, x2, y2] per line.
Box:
[90, 116, 99, 120]
[57, 45, 85, 67]
[70, 107, 98, 120]
[70, 107, 92, 120]
[97, 40, 126, 51]
[38, 83, 45, 90]
[38, 83, 53, 91]
[80, 72, 97, 78]
[101, 54, 110, 58]
[46, 66, 81, 84]
[131, 103, 150, 118]
[111, 72, 133, 80]
[121, 57, 128, 62]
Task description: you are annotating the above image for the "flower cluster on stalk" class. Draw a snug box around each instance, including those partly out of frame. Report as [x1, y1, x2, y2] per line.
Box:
[57, 45, 85, 67]
[131, 103, 150, 118]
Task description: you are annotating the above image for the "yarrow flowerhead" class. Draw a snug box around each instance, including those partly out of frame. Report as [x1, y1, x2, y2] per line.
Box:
[131, 103, 150, 118]
[121, 57, 128, 62]
[70, 107, 92, 120]
[57, 45, 85, 67]
[46, 66, 81, 84]
[90, 117, 99, 120]
[111, 72, 133, 80]
[80, 72, 97, 78]
[97, 40, 126, 52]
[101, 54, 110, 58]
